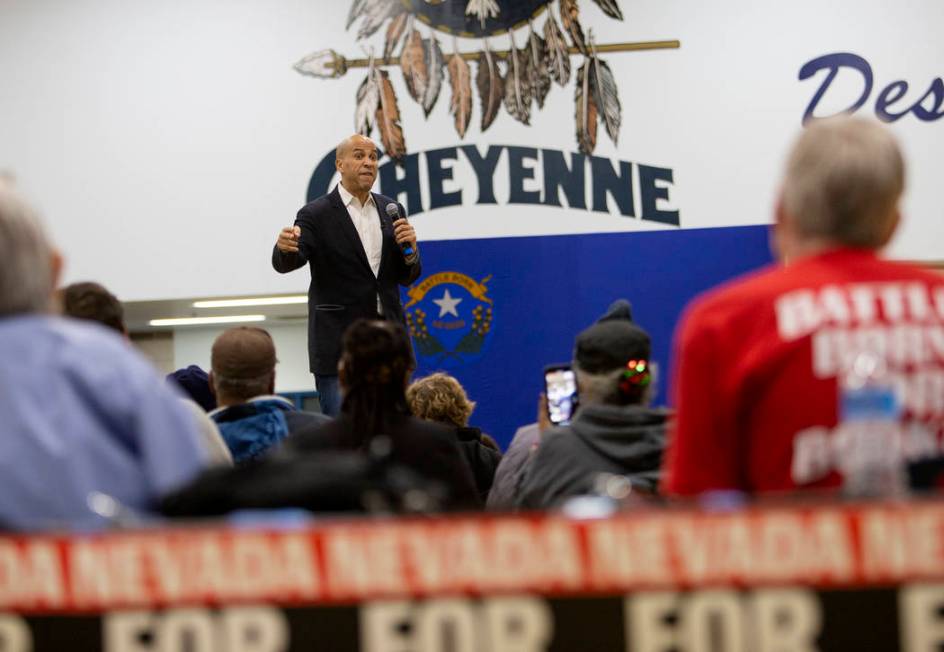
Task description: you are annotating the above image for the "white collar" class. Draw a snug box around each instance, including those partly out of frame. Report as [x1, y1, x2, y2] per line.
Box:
[337, 182, 374, 208]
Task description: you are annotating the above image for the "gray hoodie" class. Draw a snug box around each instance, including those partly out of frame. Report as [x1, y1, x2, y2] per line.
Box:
[516, 404, 668, 509]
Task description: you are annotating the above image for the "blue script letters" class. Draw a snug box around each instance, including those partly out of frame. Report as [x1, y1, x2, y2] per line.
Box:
[799, 52, 944, 124]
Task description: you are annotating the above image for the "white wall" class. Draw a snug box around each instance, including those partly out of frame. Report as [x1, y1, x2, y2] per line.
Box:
[173, 321, 313, 393]
[1, 0, 942, 302]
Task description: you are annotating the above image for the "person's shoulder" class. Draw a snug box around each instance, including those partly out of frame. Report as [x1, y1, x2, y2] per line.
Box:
[372, 191, 397, 207]
[372, 192, 405, 216]
[0, 315, 100, 363]
[676, 262, 789, 341]
[454, 425, 482, 441]
[403, 417, 462, 447]
[48, 316, 141, 365]
[877, 257, 944, 285]
[285, 409, 332, 434]
[406, 416, 455, 436]
[517, 429, 576, 508]
[506, 422, 540, 454]
[39, 316, 182, 408]
[286, 413, 341, 449]
[536, 424, 578, 456]
[298, 190, 339, 217]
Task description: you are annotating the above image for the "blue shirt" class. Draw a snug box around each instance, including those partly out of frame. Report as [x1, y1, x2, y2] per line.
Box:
[0, 315, 209, 530]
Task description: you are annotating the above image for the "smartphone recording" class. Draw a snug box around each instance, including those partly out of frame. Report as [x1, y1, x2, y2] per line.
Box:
[545, 364, 578, 426]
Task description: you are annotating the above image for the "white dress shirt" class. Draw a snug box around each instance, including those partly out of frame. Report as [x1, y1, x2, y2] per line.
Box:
[338, 182, 383, 312]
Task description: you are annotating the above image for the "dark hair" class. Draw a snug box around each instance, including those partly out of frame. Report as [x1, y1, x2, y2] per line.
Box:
[60, 281, 125, 333]
[340, 319, 412, 447]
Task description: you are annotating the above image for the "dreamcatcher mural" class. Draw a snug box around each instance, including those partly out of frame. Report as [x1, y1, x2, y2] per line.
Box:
[293, 0, 678, 162]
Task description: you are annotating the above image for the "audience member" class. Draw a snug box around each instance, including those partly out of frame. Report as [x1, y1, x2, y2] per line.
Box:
[516, 300, 667, 509]
[59, 281, 127, 335]
[663, 116, 944, 495]
[58, 282, 232, 467]
[180, 399, 234, 467]
[209, 327, 329, 464]
[167, 365, 217, 412]
[486, 423, 540, 510]
[479, 432, 501, 452]
[0, 185, 208, 529]
[407, 372, 502, 499]
[288, 320, 480, 508]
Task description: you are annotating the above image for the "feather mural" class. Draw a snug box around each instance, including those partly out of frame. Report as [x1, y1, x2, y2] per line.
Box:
[294, 49, 347, 79]
[543, 13, 571, 86]
[354, 57, 380, 135]
[346, 0, 367, 30]
[399, 27, 427, 103]
[303, 0, 642, 157]
[591, 52, 621, 144]
[476, 40, 504, 132]
[421, 36, 445, 116]
[526, 22, 551, 109]
[447, 40, 473, 138]
[383, 13, 409, 60]
[356, 0, 402, 41]
[560, 0, 588, 54]
[375, 69, 406, 162]
[575, 58, 598, 154]
[591, 0, 624, 21]
[503, 30, 532, 125]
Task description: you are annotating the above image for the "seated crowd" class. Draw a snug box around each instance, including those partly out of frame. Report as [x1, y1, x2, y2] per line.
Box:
[2, 116, 943, 529]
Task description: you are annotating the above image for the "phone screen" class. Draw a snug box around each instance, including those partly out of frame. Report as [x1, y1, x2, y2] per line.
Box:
[545, 366, 578, 425]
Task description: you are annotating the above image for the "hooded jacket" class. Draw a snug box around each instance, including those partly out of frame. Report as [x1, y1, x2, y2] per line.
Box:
[516, 403, 668, 509]
[210, 396, 330, 465]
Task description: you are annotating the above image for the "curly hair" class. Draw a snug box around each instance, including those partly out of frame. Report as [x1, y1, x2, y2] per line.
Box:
[407, 372, 476, 428]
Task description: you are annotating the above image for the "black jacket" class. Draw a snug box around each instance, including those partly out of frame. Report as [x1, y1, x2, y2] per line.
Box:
[272, 188, 422, 374]
[517, 404, 669, 510]
[454, 426, 503, 501]
[288, 414, 481, 509]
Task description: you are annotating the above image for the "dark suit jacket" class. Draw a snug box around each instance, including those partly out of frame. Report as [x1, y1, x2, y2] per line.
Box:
[272, 188, 422, 375]
[288, 414, 481, 509]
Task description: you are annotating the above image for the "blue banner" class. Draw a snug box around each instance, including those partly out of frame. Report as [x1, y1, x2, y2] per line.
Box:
[403, 224, 774, 447]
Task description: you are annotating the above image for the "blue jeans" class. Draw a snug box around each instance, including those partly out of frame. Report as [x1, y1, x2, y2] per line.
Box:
[314, 374, 341, 417]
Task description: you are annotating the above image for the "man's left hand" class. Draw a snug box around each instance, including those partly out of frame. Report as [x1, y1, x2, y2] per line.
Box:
[393, 219, 417, 252]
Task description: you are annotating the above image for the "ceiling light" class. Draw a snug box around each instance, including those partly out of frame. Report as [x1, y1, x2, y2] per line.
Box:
[149, 315, 266, 327]
[192, 296, 307, 308]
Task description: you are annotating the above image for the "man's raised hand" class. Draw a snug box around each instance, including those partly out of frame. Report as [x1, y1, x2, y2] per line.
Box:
[276, 226, 301, 254]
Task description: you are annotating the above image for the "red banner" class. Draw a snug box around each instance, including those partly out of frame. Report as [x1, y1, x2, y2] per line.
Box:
[2, 501, 944, 613]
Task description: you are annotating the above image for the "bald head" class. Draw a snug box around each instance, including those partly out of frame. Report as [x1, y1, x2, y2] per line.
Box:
[210, 327, 277, 405]
[337, 134, 374, 159]
[336, 134, 379, 201]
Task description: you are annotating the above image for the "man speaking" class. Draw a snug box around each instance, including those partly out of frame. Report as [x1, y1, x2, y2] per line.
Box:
[272, 134, 421, 415]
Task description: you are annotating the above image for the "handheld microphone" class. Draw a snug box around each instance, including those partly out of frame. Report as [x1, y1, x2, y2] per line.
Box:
[385, 202, 414, 256]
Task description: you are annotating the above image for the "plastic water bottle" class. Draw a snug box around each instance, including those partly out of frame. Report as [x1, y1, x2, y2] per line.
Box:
[839, 351, 906, 498]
